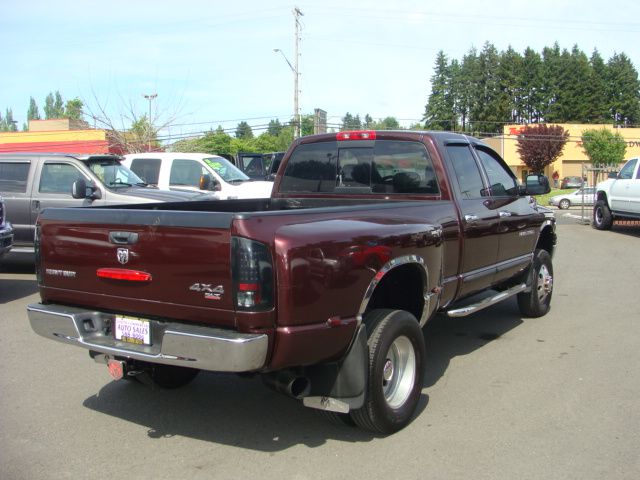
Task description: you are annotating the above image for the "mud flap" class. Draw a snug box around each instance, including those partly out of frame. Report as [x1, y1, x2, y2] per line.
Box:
[304, 324, 368, 410]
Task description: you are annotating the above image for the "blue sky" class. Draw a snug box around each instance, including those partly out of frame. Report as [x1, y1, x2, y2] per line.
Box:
[2, 0, 640, 142]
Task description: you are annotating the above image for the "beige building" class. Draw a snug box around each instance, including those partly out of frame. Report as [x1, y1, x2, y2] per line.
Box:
[483, 124, 640, 185]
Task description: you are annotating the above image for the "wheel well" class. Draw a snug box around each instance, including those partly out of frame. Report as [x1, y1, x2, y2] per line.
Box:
[365, 264, 424, 321]
[596, 191, 608, 204]
[537, 225, 556, 257]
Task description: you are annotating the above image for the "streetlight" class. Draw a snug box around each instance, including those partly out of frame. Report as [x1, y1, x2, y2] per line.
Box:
[143, 93, 157, 151]
[274, 48, 300, 139]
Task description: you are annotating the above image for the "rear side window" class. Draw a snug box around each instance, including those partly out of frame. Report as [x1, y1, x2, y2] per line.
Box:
[280, 140, 439, 195]
[130, 158, 161, 184]
[446, 145, 486, 199]
[0, 161, 31, 193]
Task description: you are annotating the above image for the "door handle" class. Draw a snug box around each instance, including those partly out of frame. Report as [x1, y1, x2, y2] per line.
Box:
[109, 231, 139, 245]
[464, 214, 479, 223]
[499, 211, 512, 218]
[31, 200, 40, 212]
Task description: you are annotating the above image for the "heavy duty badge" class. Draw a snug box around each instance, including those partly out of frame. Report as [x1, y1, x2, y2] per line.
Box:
[117, 248, 129, 265]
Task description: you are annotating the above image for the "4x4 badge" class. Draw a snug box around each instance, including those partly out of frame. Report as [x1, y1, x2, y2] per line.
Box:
[117, 248, 129, 265]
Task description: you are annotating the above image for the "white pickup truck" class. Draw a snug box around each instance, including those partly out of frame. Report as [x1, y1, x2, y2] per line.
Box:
[122, 153, 274, 200]
[593, 157, 640, 229]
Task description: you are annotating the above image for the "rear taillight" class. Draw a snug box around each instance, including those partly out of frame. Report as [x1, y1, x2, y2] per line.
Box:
[232, 237, 273, 311]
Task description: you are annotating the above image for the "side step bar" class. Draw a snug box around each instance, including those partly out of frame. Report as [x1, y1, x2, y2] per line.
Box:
[446, 283, 527, 318]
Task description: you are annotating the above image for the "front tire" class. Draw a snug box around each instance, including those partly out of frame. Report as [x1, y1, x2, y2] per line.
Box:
[517, 249, 553, 318]
[558, 199, 570, 210]
[593, 200, 613, 230]
[350, 309, 425, 434]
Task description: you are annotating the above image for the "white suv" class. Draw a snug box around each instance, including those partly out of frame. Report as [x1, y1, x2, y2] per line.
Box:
[122, 153, 274, 200]
[593, 157, 640, 229]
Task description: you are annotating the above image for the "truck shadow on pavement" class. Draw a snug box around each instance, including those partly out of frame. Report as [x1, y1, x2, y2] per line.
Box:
[82, 297, 522, 450]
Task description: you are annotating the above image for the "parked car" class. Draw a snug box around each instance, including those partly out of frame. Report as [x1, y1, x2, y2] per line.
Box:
[0, 194, 13, 260]
[549, 186, 596, 209]
[122, 153, 274, 200]
[0, 153, 208, 255]
[560, 176, 584, 189]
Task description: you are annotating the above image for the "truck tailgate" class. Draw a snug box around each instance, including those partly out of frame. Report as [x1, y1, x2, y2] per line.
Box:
[37, 207, 237, 328]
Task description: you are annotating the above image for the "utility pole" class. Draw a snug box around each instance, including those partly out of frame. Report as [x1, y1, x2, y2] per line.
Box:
[143, 93, 157, 152]
[293, 7, 303, 139]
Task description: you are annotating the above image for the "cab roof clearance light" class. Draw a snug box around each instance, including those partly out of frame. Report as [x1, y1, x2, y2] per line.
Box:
[337, 131, 377, 141]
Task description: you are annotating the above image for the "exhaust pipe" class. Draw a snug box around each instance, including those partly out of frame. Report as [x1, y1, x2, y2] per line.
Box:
[262, 371, 311, 399]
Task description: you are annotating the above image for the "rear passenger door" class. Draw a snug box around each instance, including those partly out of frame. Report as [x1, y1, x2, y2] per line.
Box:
[445, 144, 500, 296]
[0, 158, 34, 248]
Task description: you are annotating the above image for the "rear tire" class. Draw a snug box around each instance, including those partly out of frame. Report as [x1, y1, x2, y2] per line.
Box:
[593, 200, 613, 230]
[558, 199, 570, 210]
[517, 249, 553, 318]
[350, 309, 425, 434]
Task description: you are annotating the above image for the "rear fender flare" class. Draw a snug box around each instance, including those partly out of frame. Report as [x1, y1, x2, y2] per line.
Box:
[358, 255, 437, 327]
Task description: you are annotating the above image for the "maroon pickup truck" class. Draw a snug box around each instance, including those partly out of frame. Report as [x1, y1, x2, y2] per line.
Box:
[28, 130, 555, 434]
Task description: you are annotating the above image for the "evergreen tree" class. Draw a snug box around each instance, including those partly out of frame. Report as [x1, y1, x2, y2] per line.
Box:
[607, 53, 640, 126]
[0, 109, 18, 132]
[586, 50, 610, 123]
[498, 46, 524, 124]
[541, 43, 563, 122]
[235, 121, 254, 139]
[471, 42, 504, 134]
[521, 47, 544, 123]
[267, 119, 283, 136]
[27, 97, 41, 122]
[423, 50, 455, 130]
[341, 112, 362, 130]
[457, 48, 479, 131]
[557, 45, 591, 122]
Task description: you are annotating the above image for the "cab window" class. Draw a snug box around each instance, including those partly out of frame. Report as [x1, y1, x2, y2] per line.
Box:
[475, 147, 518, 196]
[619, 159, 637, 180]
[39, 163, 83, 194]
[170, 159, 206, 187]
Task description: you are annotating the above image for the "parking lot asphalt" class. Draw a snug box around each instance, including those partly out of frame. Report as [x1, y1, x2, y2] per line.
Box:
[1, 220, 639, 480]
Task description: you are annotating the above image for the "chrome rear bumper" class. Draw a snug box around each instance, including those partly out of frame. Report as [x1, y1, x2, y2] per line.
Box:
[27, 303, 268, 372]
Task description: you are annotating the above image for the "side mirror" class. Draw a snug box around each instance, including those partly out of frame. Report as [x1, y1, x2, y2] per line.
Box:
[199, 174, 211, 191]
[199, 174, 221, 192]
[72, 178, 101, 200]
[71, 178, 88, 199]
[523, 174, 551, 196]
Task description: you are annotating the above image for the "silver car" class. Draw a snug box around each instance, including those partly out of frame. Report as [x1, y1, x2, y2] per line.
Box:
[549, 187, 596, 209]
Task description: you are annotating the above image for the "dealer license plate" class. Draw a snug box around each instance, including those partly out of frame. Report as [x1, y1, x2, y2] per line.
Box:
[114, 316, 151, 346]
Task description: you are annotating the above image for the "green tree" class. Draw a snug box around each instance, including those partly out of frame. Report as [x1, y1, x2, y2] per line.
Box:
[235, 121, 254, 139]
[581, 128, 627, 166]
[498, 46, 524, 124]
[64, 98, 84, 121]
[267, 119, 283, 136]
[0, 109, 18, 132]
[521, 47, 544, 123]
[456, 48, 479, 131]
[586, 50, 610, 123]
[44, 91, 65, 119]
[470, 42, 505, 134]
[516, 124, 569, 174]
[341, 112, 362, 130]
[540, 43, 563, 122]
[27, 97, 41, 122]
[606, 53, 640, 126]
[423, 50, 455, 130]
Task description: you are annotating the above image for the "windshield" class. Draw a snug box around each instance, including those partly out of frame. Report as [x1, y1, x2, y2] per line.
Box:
[202, 157, 250, 182]
[87, 159, 146, 188]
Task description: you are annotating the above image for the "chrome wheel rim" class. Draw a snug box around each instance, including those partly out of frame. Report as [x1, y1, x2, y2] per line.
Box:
[382, 335, 416, 409]
[536, 264, 553, 303]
